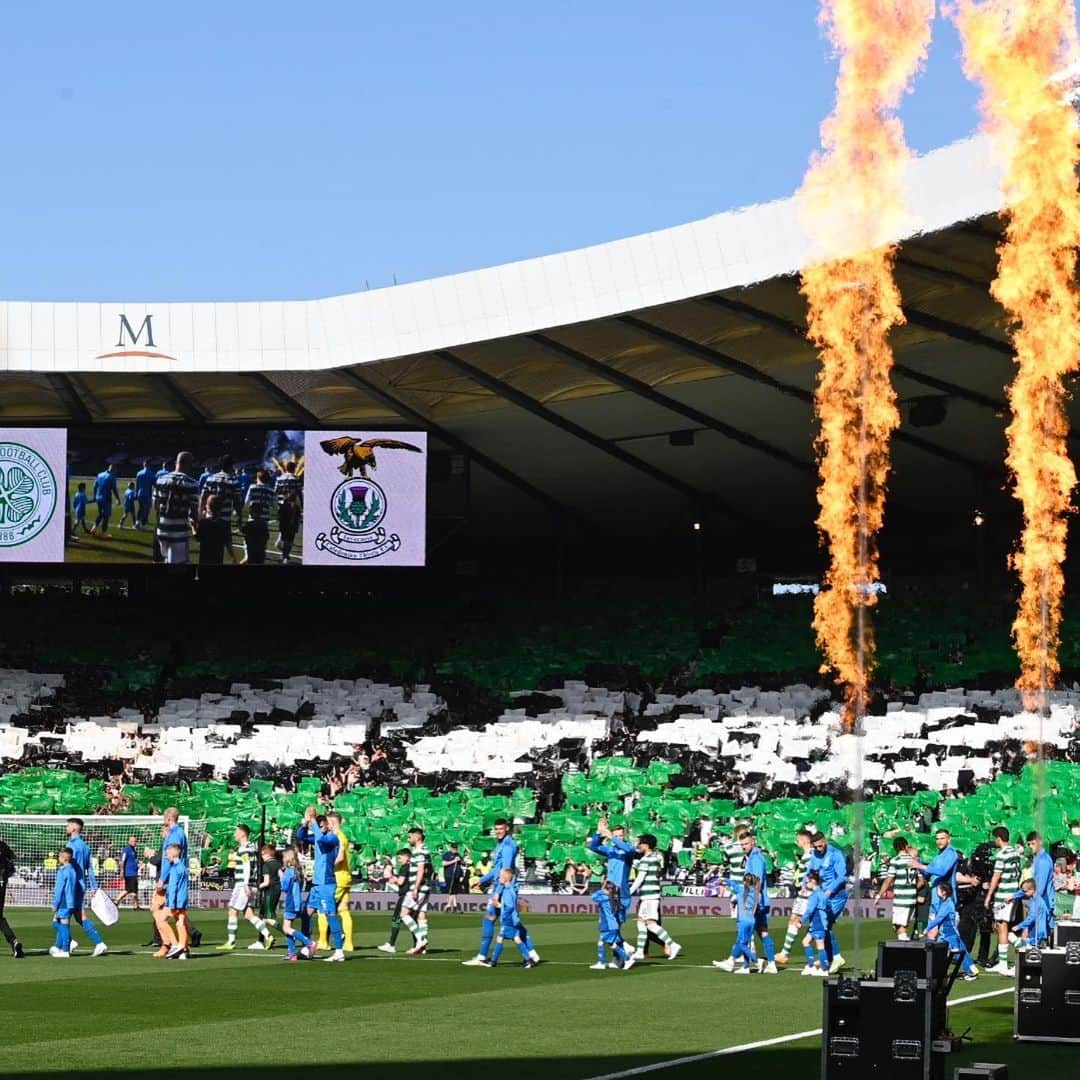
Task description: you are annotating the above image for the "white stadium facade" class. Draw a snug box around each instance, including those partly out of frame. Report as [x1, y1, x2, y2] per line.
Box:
[0, 132, 1050, 565]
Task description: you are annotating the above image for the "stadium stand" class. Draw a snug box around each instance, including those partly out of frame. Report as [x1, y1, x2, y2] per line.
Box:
[0, 583, 1040, 696]
[1, 642, 1077, 888]
[6, 666, 1079, 791]
[0, 753, 1077, 891]
[0, 669, 65, 724]
[1, 582, 1077, 908]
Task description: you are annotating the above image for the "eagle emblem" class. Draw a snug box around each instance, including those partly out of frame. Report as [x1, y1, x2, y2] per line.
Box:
[319, 436, 422, 478]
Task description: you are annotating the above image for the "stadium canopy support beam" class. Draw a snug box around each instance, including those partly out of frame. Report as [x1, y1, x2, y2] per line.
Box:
[702, 293, 1080, 447]
[623, 310, 980, 471]
[434, 348, 745, 520]
[703, 290, 1011, 357]
[46, 373, 92, 425]
[249, 373, 321, 428]
[146, 374, 208, 426]
[620, 313, 810, 405]
[526, 331, 814, 475]
[899, 307, 1011, 356]
[895, 253, 992, 291]
[334, 366, 586, 526]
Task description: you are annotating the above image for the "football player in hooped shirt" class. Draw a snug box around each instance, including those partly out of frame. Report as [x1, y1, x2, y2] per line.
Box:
[588, 817, 635, 907]
[463, 819, 522, 967]
[629, 833, 681, 961]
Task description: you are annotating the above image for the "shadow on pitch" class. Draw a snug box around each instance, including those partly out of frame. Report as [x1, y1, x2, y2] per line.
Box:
[0, 1052, 819, 1080]
[3, 1009, 1074, 1080]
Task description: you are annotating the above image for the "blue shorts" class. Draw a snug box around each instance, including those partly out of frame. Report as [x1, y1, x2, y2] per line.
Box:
[167, 888, 189, 910]
[284, 908, 301, 922]
[500, 920, 525, 939]
[805, 916, 828, 940]
[54, 908, 72, 920]
[827, 894, 847, 920]
[600, 929, 623, 945]
[308, 885, 337, 916]
[939, 926, 964, 948]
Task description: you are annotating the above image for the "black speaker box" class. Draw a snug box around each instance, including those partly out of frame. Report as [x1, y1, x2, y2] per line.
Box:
[822, 975, 947, 1079]
[1014, 946, 1080, 1043]
[1054, 922, 1080, 948]
[954, 1066, 1008, 1080]
[877, 940, 951, 985]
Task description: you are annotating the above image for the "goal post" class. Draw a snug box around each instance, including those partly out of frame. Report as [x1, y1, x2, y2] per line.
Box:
[0, 814, 207, 908]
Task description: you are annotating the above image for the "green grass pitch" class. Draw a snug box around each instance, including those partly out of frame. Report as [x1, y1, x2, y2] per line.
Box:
[0, 910, 1069, 1079]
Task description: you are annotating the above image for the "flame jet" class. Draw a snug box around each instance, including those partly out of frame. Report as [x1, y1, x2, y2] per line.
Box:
[952, 0, 1080, 712]
[799, 0, 935, 727]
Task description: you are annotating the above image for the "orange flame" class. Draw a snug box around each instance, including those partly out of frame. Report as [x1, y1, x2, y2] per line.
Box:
[953, 1, 1080, 712]
[799, 1, 934, 728]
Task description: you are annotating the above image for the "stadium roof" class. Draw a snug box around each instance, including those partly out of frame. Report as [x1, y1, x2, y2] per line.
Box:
[0, 135, 1052, 533]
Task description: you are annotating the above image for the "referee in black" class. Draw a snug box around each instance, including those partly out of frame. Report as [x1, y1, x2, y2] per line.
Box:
[0, 836, 25, 958]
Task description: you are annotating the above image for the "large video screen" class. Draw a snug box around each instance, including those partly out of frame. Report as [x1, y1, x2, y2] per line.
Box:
[0, 427, 427, 567]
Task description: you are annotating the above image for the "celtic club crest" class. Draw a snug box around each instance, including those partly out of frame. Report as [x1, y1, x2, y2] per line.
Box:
[315, 478, 402, 562]
[0, 442, 57, 548]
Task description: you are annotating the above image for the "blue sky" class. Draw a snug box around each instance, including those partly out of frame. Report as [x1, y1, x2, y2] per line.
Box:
[0, 4, 1017, 300]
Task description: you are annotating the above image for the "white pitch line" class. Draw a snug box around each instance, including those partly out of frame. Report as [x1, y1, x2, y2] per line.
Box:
[580, 986, 1016, 1080]
[941, 986, 1017, 1007]
[581, 1029, 825, 1080]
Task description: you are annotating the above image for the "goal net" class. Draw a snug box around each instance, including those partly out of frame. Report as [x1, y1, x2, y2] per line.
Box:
[0, 814, 208, 908]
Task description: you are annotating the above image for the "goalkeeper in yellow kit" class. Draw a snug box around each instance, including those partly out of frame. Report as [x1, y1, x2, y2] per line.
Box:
[317, 812, 354, 952]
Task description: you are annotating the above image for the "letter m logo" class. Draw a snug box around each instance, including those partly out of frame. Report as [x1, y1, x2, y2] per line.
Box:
[116, 314, 156, 349]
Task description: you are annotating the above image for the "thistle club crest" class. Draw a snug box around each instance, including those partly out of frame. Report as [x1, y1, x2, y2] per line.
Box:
[310, 431, 425, 565]
[316, 476, 402, 561]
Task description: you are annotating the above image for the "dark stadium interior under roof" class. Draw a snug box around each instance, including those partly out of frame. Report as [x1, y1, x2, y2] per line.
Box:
[0, 214, 1044, 536]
